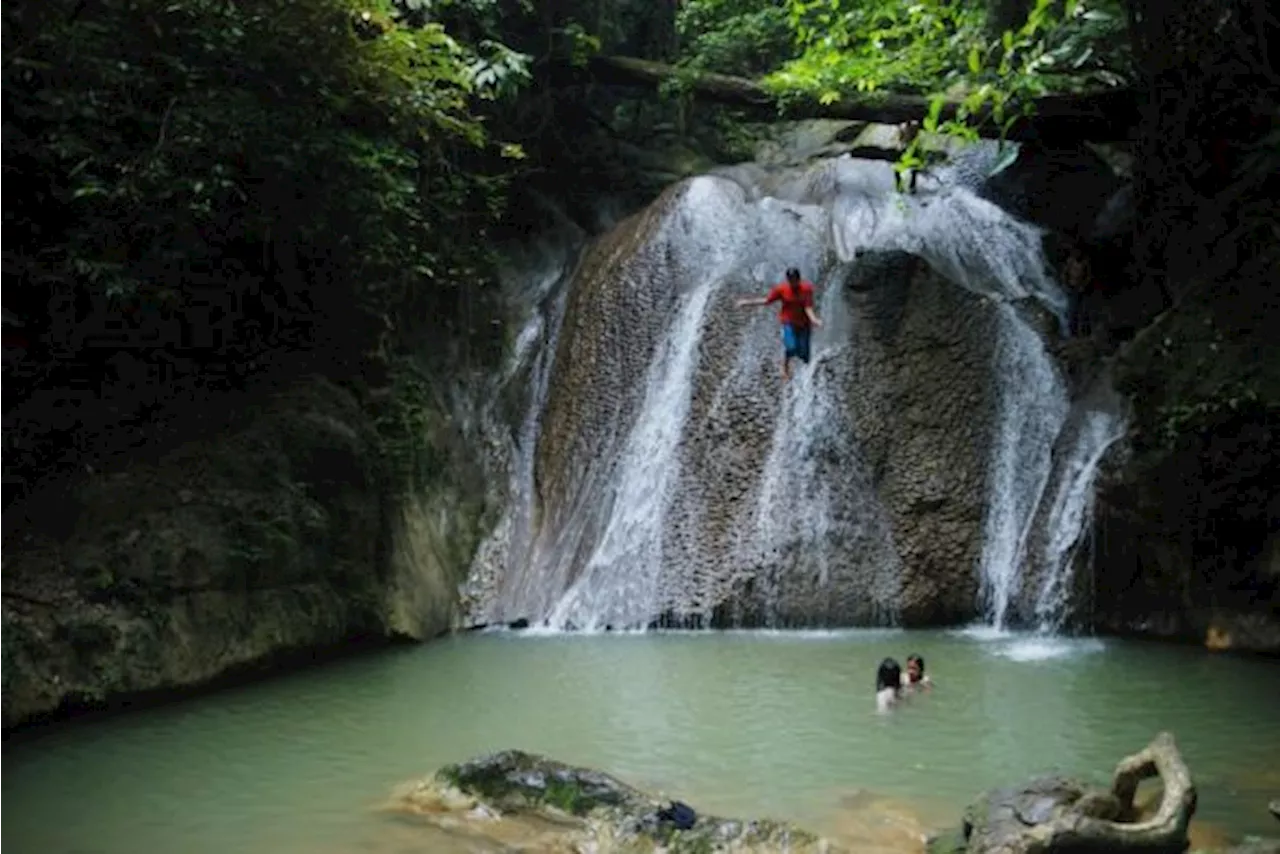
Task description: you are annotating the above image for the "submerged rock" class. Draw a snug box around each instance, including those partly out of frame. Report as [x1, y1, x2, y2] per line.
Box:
[390, 749, 835, 852]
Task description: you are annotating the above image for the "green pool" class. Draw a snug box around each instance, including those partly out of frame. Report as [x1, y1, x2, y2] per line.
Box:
[3, 629, 1277, 853]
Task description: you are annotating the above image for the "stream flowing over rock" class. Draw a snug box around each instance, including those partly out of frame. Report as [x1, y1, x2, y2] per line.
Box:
[466, 132, 1126, 631]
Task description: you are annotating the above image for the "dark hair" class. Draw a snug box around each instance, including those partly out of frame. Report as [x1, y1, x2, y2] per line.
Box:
[876, 657, 902, 692]
[785, 267, 801, 282]
[906, 654, 925, 682]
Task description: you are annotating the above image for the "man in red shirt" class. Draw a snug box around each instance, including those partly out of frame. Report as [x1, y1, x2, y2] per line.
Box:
[736, 267, 822, 381]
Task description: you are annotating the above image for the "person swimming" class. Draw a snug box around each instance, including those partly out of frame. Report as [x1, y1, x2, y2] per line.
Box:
[902, 653, 932, 691]
[875, 657, 903, 713]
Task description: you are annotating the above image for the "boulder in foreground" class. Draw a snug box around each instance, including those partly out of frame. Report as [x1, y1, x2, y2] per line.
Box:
[389, 748, 833, 852]
[390, 734, 1205, 854]
[931, 731, 1196, 854]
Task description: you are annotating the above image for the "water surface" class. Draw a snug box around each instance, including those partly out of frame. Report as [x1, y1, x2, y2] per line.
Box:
[4, 630, 1278, 853]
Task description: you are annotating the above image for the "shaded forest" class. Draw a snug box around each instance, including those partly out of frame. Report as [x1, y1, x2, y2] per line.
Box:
[3, 0, 1277, 560]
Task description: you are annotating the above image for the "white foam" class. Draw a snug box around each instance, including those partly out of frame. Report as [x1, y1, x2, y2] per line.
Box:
[994, 635, 1107, 662]
[951, 624, 1015, 642]
[485, 626, 907, 641]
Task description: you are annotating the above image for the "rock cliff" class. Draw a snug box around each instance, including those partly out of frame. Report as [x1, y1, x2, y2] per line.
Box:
[1, 375, 486, 730]
[471, 144, 1082, 631]
[1093, 268, 1280, 654]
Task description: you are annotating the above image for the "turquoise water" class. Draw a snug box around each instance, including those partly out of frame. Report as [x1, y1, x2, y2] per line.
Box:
[3, 629, 1278, 853]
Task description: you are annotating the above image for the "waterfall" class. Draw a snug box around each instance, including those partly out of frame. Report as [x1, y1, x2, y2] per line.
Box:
[463, 236, 578, 624]
[733, 280, 904, 627]
[546, 283, 716, 630]
[1028, 386, 1128, 632]
[465, 138, 1123, 633]
[975, 305, 1071, 630]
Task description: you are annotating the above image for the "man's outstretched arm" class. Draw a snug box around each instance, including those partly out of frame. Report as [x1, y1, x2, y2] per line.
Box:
[805, 306, 822, 327]
[736, 296, 770, 307]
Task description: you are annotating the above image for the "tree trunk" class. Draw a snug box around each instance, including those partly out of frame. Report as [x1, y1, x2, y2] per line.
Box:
[548, 54, 1141, 142]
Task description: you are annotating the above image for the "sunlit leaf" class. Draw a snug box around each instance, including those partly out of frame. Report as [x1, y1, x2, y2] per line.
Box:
[987, 142, 1021, 177]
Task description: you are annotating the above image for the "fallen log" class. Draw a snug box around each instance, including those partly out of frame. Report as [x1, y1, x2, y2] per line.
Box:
[549, 54, 1140, 143]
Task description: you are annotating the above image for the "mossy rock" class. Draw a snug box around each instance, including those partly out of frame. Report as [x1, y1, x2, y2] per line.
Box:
[925, 825, 970, 854]
[419, 749, 828, 853]
[438, 749, 638, 816]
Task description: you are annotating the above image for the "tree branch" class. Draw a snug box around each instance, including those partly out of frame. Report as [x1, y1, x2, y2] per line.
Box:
[547, 54, 1142, 143]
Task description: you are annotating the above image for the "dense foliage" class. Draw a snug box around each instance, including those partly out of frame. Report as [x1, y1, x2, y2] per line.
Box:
[771, 0, 1133, 97]
[671, 0, 1135, 154]
[2, 0, 530, 494]
[3, 0, 1273, 503]
[675, 0, 798, 77]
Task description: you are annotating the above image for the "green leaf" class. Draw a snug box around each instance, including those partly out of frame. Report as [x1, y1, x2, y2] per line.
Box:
[923, 93, 945, 132]
[987, 143, 1020, 178]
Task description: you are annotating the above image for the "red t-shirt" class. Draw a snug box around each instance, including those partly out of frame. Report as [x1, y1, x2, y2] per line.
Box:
[766, 281, 815, 328]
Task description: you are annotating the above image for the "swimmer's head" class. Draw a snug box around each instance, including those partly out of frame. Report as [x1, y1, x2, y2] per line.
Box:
[876, 657, 902, 692]
[906, 654, 925, 683]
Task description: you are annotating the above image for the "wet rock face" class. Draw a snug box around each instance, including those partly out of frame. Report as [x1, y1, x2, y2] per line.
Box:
[392, 749, 830, 853]
[703, 256, 998, 626]
[978, 144, 1126, 242]
[477, 155, 1076, 630]
[842, 256, 998, 624]
[1093, 271, 1280, 654]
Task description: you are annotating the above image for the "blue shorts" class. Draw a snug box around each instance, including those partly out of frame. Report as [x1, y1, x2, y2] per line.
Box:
[781, 324, 811, 362]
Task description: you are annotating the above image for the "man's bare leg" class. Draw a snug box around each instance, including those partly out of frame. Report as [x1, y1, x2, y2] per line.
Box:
[781, 356, 792, 381]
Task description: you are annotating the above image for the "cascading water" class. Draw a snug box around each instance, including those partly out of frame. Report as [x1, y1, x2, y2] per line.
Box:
[547, 282, 716, 630]
[729, 278, 905, 628]
[465, 133, 1125, 634]
[975, 304, 1071, 630]
[463, 234, 579, 622]
[1027, 383, 1128, 632]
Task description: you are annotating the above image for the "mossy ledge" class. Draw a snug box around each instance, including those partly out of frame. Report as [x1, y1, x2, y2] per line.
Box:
[395, 749, 827, 853]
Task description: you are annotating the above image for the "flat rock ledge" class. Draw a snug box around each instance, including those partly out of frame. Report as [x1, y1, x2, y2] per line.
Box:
[388, 749, 835, 853]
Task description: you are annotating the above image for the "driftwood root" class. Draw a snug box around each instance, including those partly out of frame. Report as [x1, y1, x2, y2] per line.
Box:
[1028, 731, 1196, 854]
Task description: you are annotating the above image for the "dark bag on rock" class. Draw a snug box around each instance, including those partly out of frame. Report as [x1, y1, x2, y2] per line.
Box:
[657, 800, 697, 830]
